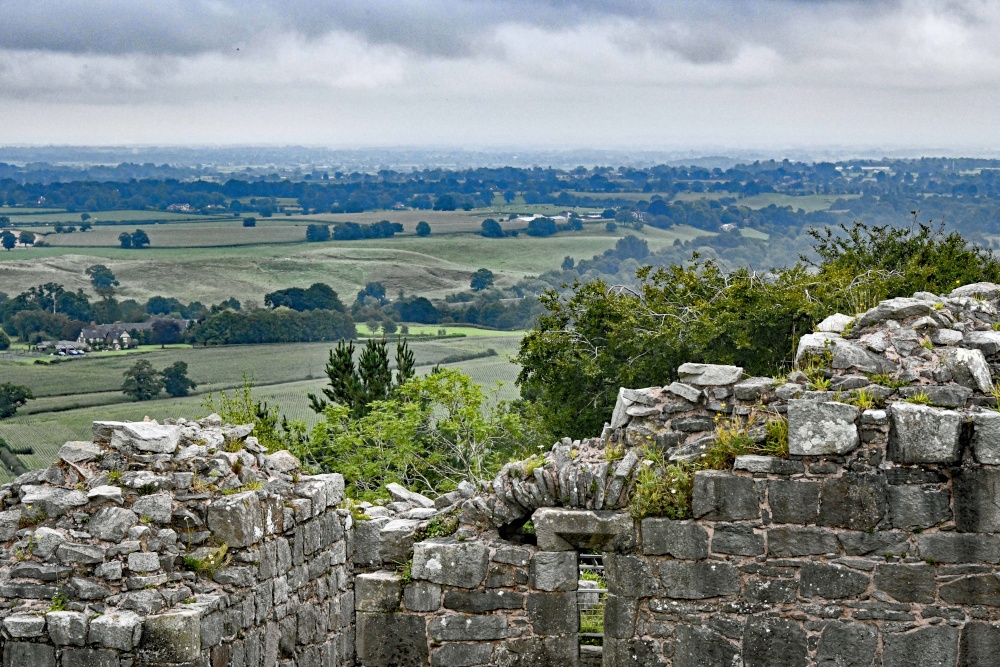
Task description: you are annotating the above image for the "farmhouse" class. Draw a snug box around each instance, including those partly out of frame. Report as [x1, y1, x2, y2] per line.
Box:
[76, 319, 188, 349]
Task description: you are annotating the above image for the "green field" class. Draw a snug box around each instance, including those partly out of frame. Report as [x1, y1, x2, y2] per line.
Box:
[5, 210, 230, 225]
[0, 334, 524, 482]
[0, 223, 708, 303]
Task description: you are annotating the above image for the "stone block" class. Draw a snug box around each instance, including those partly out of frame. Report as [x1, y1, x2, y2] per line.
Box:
[839, 530, 910, 556]
[799, 563, 868, 599]
[4, 614, 46, 637]
[691, 471, 759, 521]
[888, 485, 951, 529]
[767, 527, 839, 557]
[89, 610, 143, 651]
[665, 381, 702, 403]
[888, 402, 963, 464]
[954, 468, 1000, 533]
[943, 348, 993, 393]
[357, 612, 428, 666]
[711, 524, 764, 556]
[379, 518, 422, 565]
[429, 614, 509, 641]
[604, 553, 658, 598]
[527, 592, 578, 635]
[971, 410, 1000, 464]
[431, 643, 494, 667]
[138, 609, 202, 664]
[874, 564, 936, 603]
[531, 507, 633, 552]
[490, 636, 578, 667]
[742, 616, 807, 667]
[641, 518, 708, 559]
[88, 506, 139, 543]
[128, 551, 160, 573]
[817, 473, 886, 531]
[56, 543, 106, 565]
[603, 595, 637, 639]
[673, 625, 739, 667]
[132, 493, 172, 524]
[403, 581, 442, 612]
[86, 485, 122, 505]
[411, 538, 488, 589]
[20, 485, 87, 518]
[444, 589, 523, 612]
[0, 508, 20, 541]
[530, 551, 578, 591]
[353, 516, 390, 567]
[658, 561, 739, 599]
[2, 643, 55, 667]
[882, 626, 958, 667]
[734, 377, 775, 400]
[110, 421, 181, 453]
[917, 534, 1000, 563]
[898, 384, 973, 408]
[768, 479, 821, 525]
[815, 622, 877, 667]
[207, 491, 264, 548]
[60, 648, 119, 667]
[744, 576, 797, 603]
[787, 400, 860, 456]
[940, 574, 1000, 606]
[604, 638, 663, 667]
[733, 455, 804, 475]
[795, 332, 889, 374]
[959, 622, 1000, 667]
[679, 363, 743, 386]
[355, 572, 403, 612]
[965, 330, 1000, 356]
[45, 610, 88, 646]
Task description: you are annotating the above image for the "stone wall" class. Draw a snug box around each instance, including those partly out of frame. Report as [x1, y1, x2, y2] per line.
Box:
[10, 281, 1000, 666]
[0, 417, 354, 667]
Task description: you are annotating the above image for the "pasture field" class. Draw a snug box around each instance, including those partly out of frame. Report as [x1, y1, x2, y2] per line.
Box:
[5, 210, 230, 225]
[567, 191, 858, 213]
[40, 220, 310, 248]
[0, 338, 523, 483]
[0, 224, 708, 303]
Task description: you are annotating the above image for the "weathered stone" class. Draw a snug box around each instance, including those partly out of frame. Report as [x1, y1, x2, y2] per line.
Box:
[658, 561, 739, 599]
[412, 538, 489, 588]
[839, 531, 909, 557]
[917, 534, 1000, 563]
[386, 482, 435, 509]
[888, 485, 951, 529]
[31, 526, 67, 558]
[379, 518, 422, 565]
[604, 553, 658, 598]
[711, 524, 764, 556]
[816, 622, 877, 667]
[882, 626, 958, 667]
[70, 577, 111, 601]
[132, 493, 172, 524]
[529, 551, 578, 591]
[796, 332, 891, 373]
[20, 485, 87, 518]
[444, 589, 523, 613]
[742, 616, 808, 667]
[90, 610, 143, 651]
[86, 485, 123, 505]
[944, 348, 994, 393]
[641, 518, 708, 559]
[357, 612, 428, 666]
[817, 313, 855, 333]
[959, 621, 1000, 667]
[932, 328, 964, 345]
[733, 455, 804, 475]
[491, 636, 578, 667]
[352, 516, 389, 567]
[768, 527, 839, 557]
[673, 625, 739, 667]
[355, 572, 403, 612]
[691, 471, 759, 521]
[2, 643, 55, 667]
[88, 506, 139, 543]
[817, 473, 886, 531]
[875, 564, 936, 603]
[940, 574, 1000, 606]
[856, 297, 937, 328]
[603, 594, 637, 639]
[951, 282, 1000, 299]
[431, 643, 494, 667]
[207, 491, 264, 548]
[734, 377, 775, 400]
[787, 400, 860, 456]
[403, 581, 442, 612]
[45, 611, 88, 646]
[4, 614, 46, 637]
[0, 508, 20, 541]
[971, 410, 1000, 464]
[664, 381, 702, 403]
[603, 638, 664, 667]
[964, 330, 1000, 356]
[58, 440, 102, 464]
[110, 421, 181, 453]
[678, 363, 743, 386]
[138, 609, 201, 664]
[60, 648, 119, 667]
[531, 507, 633, 552]
[670, 415, 715, 432]
[10, 562, 72, 581]
[954, 468, 1000, 533]
[264, 449, 300, 473]
[56, 542, 106, 565]
[769, 479, 821, 525]
[527, 592, 577, 635]
[429, 614, 509, 641]
[800, 563, 869, 599]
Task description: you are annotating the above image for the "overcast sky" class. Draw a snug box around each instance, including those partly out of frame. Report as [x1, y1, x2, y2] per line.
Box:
[1, 0, 999, 151]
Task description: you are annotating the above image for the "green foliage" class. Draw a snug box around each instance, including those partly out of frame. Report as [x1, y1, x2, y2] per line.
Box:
[203, 375, 307, 454]
[867, 373, 910, 390]
[904, 391, 933, 405]
[47, 591, 68, 612]
[182, 543, 230, 578]
[193, 307, 355, 345]
[298, 369, 540, 500]
[308, 338, 415, 417]
[161, 361, 197, 398]
[86, 264, 119, 300]
[630, 461, 695, 520]
[420, 512, 459, 539]
[0, 382, 33, 418]
[121, 360, 164, 401]
[415, 221, 431, 237]
[0, 328, 9, 350]
[470, 268, 495, 291]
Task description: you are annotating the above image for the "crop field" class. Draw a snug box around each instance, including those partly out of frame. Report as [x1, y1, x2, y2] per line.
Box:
[0, 337, 524, 483]
[40, 220, 311, 248]
[568, 191, 858, 213]
[4, 209, 229, 225]
[0, 223, 710, 303]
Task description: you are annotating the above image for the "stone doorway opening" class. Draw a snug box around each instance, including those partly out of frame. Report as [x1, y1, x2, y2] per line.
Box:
[578, 551, 607, 666]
